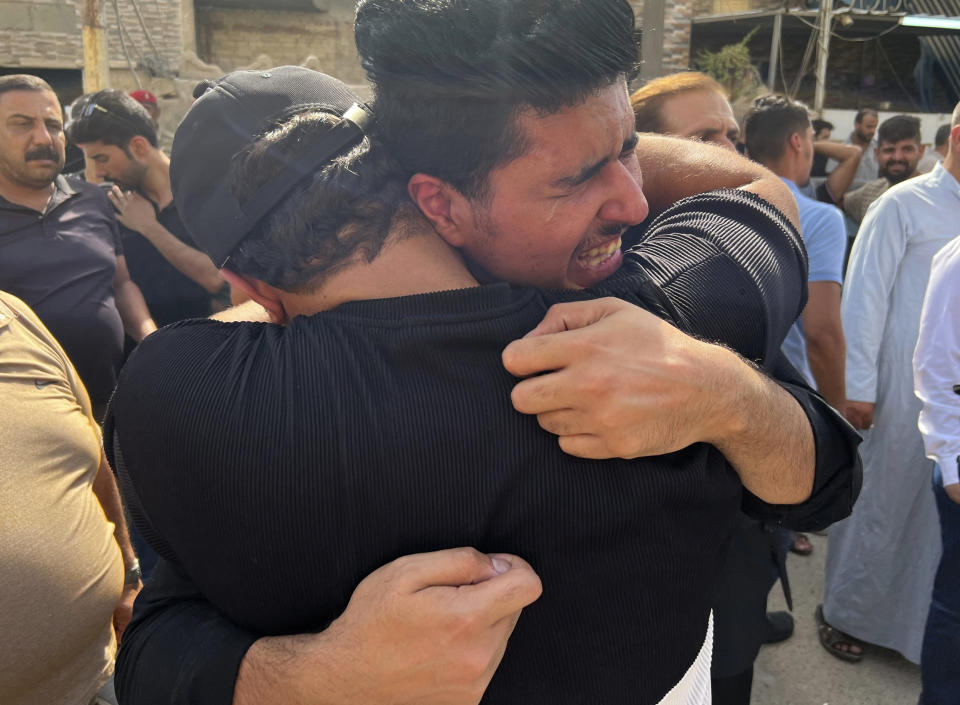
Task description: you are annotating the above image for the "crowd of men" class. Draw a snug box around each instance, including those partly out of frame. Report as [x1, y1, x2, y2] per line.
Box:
[0, 1, 955, 704]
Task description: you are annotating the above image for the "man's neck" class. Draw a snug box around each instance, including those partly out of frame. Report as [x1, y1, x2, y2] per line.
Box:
[850, 131, 871, 148]
[765, 157, 806, 189]
[280, 219, 480, 319]
[942, 151, 960, 186]
[139, 150, 173, 210]
[0, 174, 55, 213]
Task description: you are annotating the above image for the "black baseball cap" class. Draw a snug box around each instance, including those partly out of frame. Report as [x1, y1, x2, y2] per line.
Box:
[171, 66, 372, 267]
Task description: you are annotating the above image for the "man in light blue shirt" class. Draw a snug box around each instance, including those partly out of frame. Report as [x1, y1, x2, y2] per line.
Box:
[744, 95, 848, 415]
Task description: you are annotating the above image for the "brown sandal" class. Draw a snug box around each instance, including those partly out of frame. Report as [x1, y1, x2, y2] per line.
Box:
[815, 604, 864, 662]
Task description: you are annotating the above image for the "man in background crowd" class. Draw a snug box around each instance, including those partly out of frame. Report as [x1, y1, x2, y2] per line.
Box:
[631, 71, 741, 150]
[67, 89, 227, 326]
[827, 107, 879, 189]
[914, 231, 960, 705]
[745, 96, 847, 419]
[823, 115, 925, 226]
[820, 101, 960, 666]
[0, 290, 140, 705]
[0, 74, 155, 417]
[811, 118, 834, 176]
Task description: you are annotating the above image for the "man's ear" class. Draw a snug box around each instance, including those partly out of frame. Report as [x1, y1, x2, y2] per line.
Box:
[788, 132, 804, 155]
[219, 268, 289, 324]
[407, 173, 473, 247]
[127, 135, 152, 159]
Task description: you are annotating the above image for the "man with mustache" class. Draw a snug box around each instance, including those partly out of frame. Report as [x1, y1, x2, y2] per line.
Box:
[0, 74, 156, 416]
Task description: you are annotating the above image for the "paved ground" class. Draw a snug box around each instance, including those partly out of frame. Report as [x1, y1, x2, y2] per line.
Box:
[751, 533, 921, 705]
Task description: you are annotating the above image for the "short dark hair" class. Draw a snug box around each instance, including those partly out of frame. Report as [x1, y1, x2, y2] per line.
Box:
[227, 111, 411, 292]
[0, 74, 55, 99]
[744, 94, 810, 165]
[935, 123, 951, 148]
[876, 115, 921, 146]
[854, 108, 878, 124]
[354, 0, 638, 198]
[812, 118, 833, 134]
[66, 89, 158, 149]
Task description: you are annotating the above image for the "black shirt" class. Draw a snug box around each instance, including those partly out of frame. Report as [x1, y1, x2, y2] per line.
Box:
[0, 176, 124, 406]
[120, 201, 213, 327]
[811, 152, 830, 178]
[108, 191, 862, 705]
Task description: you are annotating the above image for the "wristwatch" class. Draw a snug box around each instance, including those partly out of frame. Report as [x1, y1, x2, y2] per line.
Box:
[124, 559, 142, 587]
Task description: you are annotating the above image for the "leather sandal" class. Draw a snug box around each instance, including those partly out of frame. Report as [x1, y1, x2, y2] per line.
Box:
[815, 604, 864, 663]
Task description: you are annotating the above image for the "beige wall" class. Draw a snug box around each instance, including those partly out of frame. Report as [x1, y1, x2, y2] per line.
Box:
[195, 7, 363, 85]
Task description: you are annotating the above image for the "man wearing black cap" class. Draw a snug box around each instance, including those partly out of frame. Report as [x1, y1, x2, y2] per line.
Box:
[109, 61, 859, 705]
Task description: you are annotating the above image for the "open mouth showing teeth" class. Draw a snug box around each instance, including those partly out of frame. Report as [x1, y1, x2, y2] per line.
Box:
[578, 237, 622, 267]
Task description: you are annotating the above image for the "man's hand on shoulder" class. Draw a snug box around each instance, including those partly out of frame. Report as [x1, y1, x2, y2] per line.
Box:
[234, 548, 542, 705]
[109, 186, 159, 235]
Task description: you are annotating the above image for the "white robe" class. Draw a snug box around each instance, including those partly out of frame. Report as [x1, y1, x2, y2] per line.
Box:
[824, 162, 960, 663]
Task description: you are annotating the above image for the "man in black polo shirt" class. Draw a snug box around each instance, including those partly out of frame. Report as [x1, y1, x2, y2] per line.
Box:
[0, 74, 155, 413]
[67, 90, 227, 326]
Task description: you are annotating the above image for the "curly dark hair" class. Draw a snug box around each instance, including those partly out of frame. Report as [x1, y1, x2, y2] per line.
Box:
[227, 110, 413, 293]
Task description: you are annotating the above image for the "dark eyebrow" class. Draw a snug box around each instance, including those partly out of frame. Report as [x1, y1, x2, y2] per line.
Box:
[554, 155, 610, 190]
[553, 133, 639, 190]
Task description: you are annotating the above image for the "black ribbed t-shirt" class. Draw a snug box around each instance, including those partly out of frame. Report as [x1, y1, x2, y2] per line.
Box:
[108, 191, 862, 705]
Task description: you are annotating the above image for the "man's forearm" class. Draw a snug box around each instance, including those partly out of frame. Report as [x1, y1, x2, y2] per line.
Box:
[805, 331, 846, 411]
[635, 134, 798, 228]
[234, 634, 344, 705]
[140, 221, 225, 294]
[115, 279, 157, 341]
[706, 347, 815, 504]
[92, 453, 138, 569]
[819, 142, 863, 203]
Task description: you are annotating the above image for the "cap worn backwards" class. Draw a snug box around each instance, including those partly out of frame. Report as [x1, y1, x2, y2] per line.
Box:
[170, 66, 373, 267]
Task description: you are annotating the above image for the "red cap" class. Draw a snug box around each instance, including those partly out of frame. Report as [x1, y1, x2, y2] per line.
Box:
[130, 89, 158, 105]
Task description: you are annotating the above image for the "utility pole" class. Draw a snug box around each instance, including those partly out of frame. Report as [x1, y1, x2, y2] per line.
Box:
[82, 0, 111, 92]
[640, 0, 666, 82]
[813, 0, 832, 112]
[767, 12, 783, 92]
